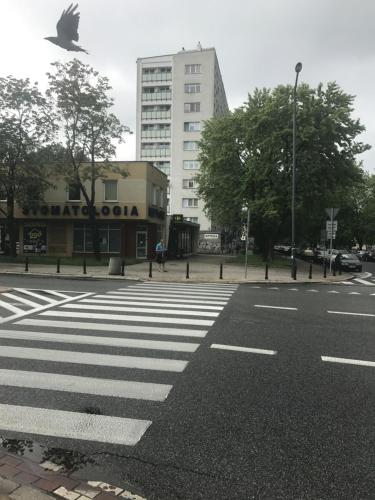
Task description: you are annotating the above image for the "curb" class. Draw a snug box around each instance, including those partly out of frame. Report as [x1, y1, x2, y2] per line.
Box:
[0, 452, 146, 500]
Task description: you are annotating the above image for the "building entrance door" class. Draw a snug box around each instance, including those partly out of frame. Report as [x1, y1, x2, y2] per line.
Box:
[136, 231, 147, 259]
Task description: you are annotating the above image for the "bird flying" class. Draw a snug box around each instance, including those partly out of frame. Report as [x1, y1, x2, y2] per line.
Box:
[45, 4, 88, 54]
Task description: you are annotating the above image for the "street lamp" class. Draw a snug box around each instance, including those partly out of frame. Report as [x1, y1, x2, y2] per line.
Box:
[291, 62, 302, 278]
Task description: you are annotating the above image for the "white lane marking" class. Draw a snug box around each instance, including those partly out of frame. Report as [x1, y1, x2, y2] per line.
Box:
[14, 288, 58, 303]
[81, 299, 223, 311]
[340, 281, 354, 285]
[288, 288, 298, 291]
[0, 369, 172, 401]
[0, 346, 188, 372]
[349, 292, 361, 295]
[211, 344, 277, 355]
[328, 291, 340, 294]
[251, 286, 261, 288]
[105, 291, 231, 301]
[0, 300, 24, 314]
[0, 403, 151, 446]
[2, 293, 40, 308]
[101, 293, 227, 305]
[16, 319, 207, 338]
[126, 287, 233, 297]
[254, 305, 298, 311]
[307, 290, 319, 292]
[328, 311, 375, 318]
[361, 272, 372, 279]
[0, 292, 94, 325]
[122, 283, 238, 289]
[40, 310, 214, 327]
[0, 329, 199, 352]
[42, 290, 70, 299]
[268, 287, 279, 290]
[61, 303, 219, 318]
[353, 278, 375, 286]
[322, 356, 375, 368]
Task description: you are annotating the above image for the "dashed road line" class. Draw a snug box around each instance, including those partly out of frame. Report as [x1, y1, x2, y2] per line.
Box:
[254, 305, 298, 311]
[327, 310, 375, 318]
[322, 356, 375, 368]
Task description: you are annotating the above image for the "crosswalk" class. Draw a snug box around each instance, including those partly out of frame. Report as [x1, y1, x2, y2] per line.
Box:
[0, 282, 237, 446]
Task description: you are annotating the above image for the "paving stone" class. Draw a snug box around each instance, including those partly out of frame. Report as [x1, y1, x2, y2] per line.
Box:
[119, 491, 146, 500]
[0, 458, 21, 468]
[74, 484, 100, 498]
[95, 493, 120, 500]
[0, 477, 19, 494]
[13, 472, 39, 485]
[40, 461, 63, 473]
[0, 466, 19, 479]
[98, 483, 123, 496]
[9, 485, 54, 499]
[34, 478, 62, 492]
[53, 486, 80, 500]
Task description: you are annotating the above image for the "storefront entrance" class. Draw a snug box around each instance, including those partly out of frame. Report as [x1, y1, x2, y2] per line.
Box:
[136, 230, 147, 259]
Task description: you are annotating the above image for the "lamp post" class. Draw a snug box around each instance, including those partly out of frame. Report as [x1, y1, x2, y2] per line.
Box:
[291, 62, 302, 278]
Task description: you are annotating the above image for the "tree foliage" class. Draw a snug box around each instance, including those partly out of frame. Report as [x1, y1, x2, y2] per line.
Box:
[197, 82, 370, 258]
[46, 59, 130, 258]
[0, 76, 56, 255]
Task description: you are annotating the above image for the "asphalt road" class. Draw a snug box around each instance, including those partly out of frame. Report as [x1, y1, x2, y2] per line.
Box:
[0, 274, 374, 499]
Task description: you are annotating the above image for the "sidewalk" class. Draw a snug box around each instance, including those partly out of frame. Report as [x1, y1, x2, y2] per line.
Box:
[0, 451, 145, 500]
[0, 255, 350, 283]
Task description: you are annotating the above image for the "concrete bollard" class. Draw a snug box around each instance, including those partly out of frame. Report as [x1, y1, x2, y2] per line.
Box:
[309, 263, 312, 279]
[219, 263, 223, 279]
[149, 261, 152, 278]
[57, 258, 60, 274]
[83, 258, 87, 275]
[265, 263, 269, 280]
[25, 256, 29, 272]
[186, 262, 190, 279]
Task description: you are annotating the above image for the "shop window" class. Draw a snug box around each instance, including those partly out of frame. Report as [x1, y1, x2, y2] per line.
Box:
[104, 180, 118, 201]
[68, 183, 81, 201]
[73, 224, 120, 253]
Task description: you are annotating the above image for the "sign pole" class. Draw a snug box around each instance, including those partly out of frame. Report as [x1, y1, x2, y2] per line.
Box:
[329, 207, 334, 273]
[244, 207, 250, 279]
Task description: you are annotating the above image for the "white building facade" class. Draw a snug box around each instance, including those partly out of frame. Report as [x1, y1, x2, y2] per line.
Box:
[136, 46, 228, 231]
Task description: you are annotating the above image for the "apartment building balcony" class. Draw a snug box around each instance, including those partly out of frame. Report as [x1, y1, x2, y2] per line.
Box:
[140, 148, 171, 158]
[141, 111, 171, 120]
[141, 129, 171, 139]
[142, 73, 172, 83]
[142, 92, 172, 101]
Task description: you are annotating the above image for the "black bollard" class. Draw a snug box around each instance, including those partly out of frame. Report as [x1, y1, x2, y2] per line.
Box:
[149, 261, 152, 278]
[25, 256, 29, 272]
[219, 263, 223, 279]
[293, 262, 297, 280]
[332, 262, 336, 277]
[83, 257, 87, 275]
[323, 261, 327, 278]
[339, 266, 342, 275]
[121, 259, 125, 277]
[309, 263, 312, 279]
[265, 263, 269, 280]
[186, 262, 190, 279]
[57, 258, 60, 274]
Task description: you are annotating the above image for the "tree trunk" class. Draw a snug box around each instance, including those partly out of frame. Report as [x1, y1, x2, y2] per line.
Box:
[88, 204, 101, 261]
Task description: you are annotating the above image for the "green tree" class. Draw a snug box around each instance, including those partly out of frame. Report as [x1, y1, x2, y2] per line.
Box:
[46, 59, 130, 259]
[197, 82, 370, 259]
[0, 76, 56, 256]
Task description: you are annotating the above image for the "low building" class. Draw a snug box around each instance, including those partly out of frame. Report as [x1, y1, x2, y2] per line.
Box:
[0, 161, 168, 260]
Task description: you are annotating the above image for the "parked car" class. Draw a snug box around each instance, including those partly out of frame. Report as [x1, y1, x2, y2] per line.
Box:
[363, 251, 375, 262]
[314, 249, 328, 264]
[335, 253, 362, 272]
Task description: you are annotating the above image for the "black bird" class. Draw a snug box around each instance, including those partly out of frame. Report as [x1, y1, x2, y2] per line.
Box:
[45, 4, 88, 54]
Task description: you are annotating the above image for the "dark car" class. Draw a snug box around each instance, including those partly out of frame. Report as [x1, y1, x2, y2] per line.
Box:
[335, 253, 362, 272]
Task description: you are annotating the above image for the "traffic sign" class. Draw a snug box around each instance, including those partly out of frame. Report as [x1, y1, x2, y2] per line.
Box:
[326, 220, 338, 231]
[325, 208, 340, 219]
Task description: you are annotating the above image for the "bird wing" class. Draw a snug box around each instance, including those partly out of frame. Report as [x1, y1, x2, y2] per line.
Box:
[56, 3, 80, 42]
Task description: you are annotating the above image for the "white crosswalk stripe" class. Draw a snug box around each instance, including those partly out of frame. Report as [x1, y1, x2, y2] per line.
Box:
[0, 282, 238, 446]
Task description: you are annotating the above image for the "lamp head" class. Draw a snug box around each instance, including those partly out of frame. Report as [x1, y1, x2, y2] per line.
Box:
[295, 62, 303, 73]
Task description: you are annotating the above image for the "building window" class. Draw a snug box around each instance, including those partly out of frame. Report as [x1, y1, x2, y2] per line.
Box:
[68, 183, 81, 201]
[184, 83, 201, 93]
[184, 102, 200, 113]
[185, 217, 198, 223]
[185, 64, 201, 75]
[182, 198, 198, 208]
[183, 160, 200, 170]
[183, 141, 199, 151]
[184, 121, 201, 132]
[154, 161, 171, 176]
[183, 179, 197, 189]
[73, 224, 121, 253]
[104, 180, 118, 201]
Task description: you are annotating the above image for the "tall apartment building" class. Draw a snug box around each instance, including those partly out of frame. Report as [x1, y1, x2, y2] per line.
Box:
[136, 45, 228, 231]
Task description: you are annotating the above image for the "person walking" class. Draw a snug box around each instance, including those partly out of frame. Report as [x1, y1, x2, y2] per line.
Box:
[155, 238, 167, 272]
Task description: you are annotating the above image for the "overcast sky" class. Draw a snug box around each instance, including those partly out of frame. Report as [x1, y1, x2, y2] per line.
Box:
[2, 0, 374, 172]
